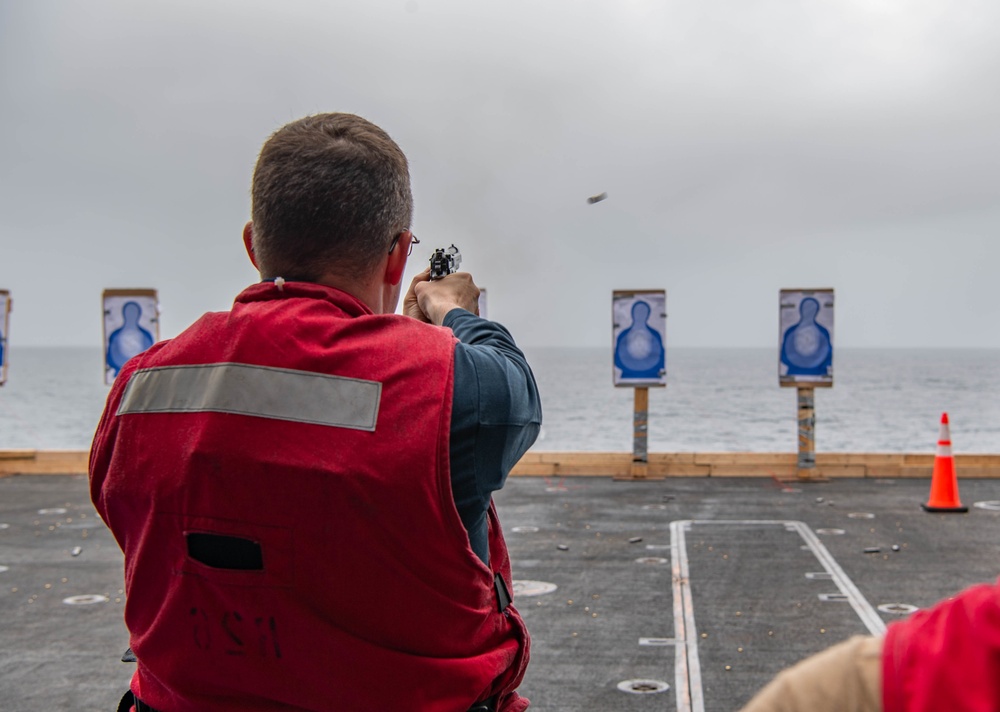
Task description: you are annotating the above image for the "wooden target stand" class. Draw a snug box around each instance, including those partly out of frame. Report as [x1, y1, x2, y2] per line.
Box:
[779, 288, 835, 483]
[611, 290, 667, 481]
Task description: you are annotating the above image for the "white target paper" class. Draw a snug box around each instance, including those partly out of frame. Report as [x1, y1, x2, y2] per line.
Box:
[612, 290, 666, 387]
[103, 289, 159, 385]
[779, 289, 834, 386]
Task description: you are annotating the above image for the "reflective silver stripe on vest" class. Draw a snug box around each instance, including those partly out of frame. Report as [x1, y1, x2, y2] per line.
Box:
[117, 363, 381, 431]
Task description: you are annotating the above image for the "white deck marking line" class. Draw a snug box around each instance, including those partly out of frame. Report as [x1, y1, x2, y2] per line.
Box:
[790, 520, 886, 636]
[670, 520, 886, 712]
[670, 522, 689, 711]
[671, 519, 702, 712]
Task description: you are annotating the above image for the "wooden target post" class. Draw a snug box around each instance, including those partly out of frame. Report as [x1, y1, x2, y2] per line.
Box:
[797, 386, 816, 479]
[632, 386, 649, 478]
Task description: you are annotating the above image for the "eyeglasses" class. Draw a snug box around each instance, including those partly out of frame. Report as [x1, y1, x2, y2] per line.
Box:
[388, 231, 420, 256]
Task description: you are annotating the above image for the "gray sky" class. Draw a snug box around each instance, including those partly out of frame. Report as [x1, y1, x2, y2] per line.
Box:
[2, 0, 999, 349]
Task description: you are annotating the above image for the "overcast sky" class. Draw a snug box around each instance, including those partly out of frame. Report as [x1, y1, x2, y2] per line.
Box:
[2, 0, 999, 349]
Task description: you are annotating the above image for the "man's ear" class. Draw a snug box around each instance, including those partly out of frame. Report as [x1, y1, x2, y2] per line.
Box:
[242, 222, 259, 269]
[384, 231, 410, 286]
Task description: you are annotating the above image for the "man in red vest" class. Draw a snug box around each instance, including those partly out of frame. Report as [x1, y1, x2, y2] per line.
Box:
[90, 113, 542, 712]
[739, 578, 1000, 711]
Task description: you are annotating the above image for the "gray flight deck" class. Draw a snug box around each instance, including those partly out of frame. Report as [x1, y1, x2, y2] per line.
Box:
[1, 474, 998, 711]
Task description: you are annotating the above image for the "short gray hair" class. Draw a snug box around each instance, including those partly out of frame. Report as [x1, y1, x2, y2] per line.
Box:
[250, 113, 413, 280]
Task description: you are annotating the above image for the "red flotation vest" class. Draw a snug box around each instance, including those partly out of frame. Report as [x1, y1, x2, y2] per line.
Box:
[882, 578, 1000, 712]
[91, 281, 530, 712]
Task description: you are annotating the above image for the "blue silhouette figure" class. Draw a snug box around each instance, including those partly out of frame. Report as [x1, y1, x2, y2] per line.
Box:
[780, 297, 832, 376]
[615, 300, 665, 379]
[106, 301, 154, 376]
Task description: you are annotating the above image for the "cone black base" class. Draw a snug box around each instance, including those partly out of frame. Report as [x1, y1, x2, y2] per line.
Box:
[921, 504, 969, 513]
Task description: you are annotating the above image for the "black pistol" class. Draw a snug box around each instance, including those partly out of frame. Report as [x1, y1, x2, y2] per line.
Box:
[429, 245, 462, 281]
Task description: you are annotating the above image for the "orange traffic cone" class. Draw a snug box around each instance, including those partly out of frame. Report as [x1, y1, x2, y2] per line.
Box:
[922, 412, 968, 513]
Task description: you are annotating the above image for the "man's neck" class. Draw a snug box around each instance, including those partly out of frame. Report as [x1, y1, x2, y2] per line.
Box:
[312, 273, 396, 315]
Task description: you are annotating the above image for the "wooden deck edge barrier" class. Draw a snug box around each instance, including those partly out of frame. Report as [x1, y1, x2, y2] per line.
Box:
[0, 450, 91, 477]
[509, 451, 1000, 479]
[3, 450, 1000, 479]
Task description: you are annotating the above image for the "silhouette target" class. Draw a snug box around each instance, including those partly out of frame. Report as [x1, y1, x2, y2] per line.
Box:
[106, 301, 154, 375]
[613, 291, 666, 386]
[103, 290, 159, 385]
[779, 290, 834, 385]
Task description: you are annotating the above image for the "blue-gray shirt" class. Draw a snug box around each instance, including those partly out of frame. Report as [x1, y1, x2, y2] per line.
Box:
[444, 309, 542, 565]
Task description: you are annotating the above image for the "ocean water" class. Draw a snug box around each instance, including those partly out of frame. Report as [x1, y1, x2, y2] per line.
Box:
[1, 346, 999, 454]
[528, 347, 1000, 453]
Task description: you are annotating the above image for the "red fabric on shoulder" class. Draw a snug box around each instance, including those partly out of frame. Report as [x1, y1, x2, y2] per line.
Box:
[882, 578, 1000, 712]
